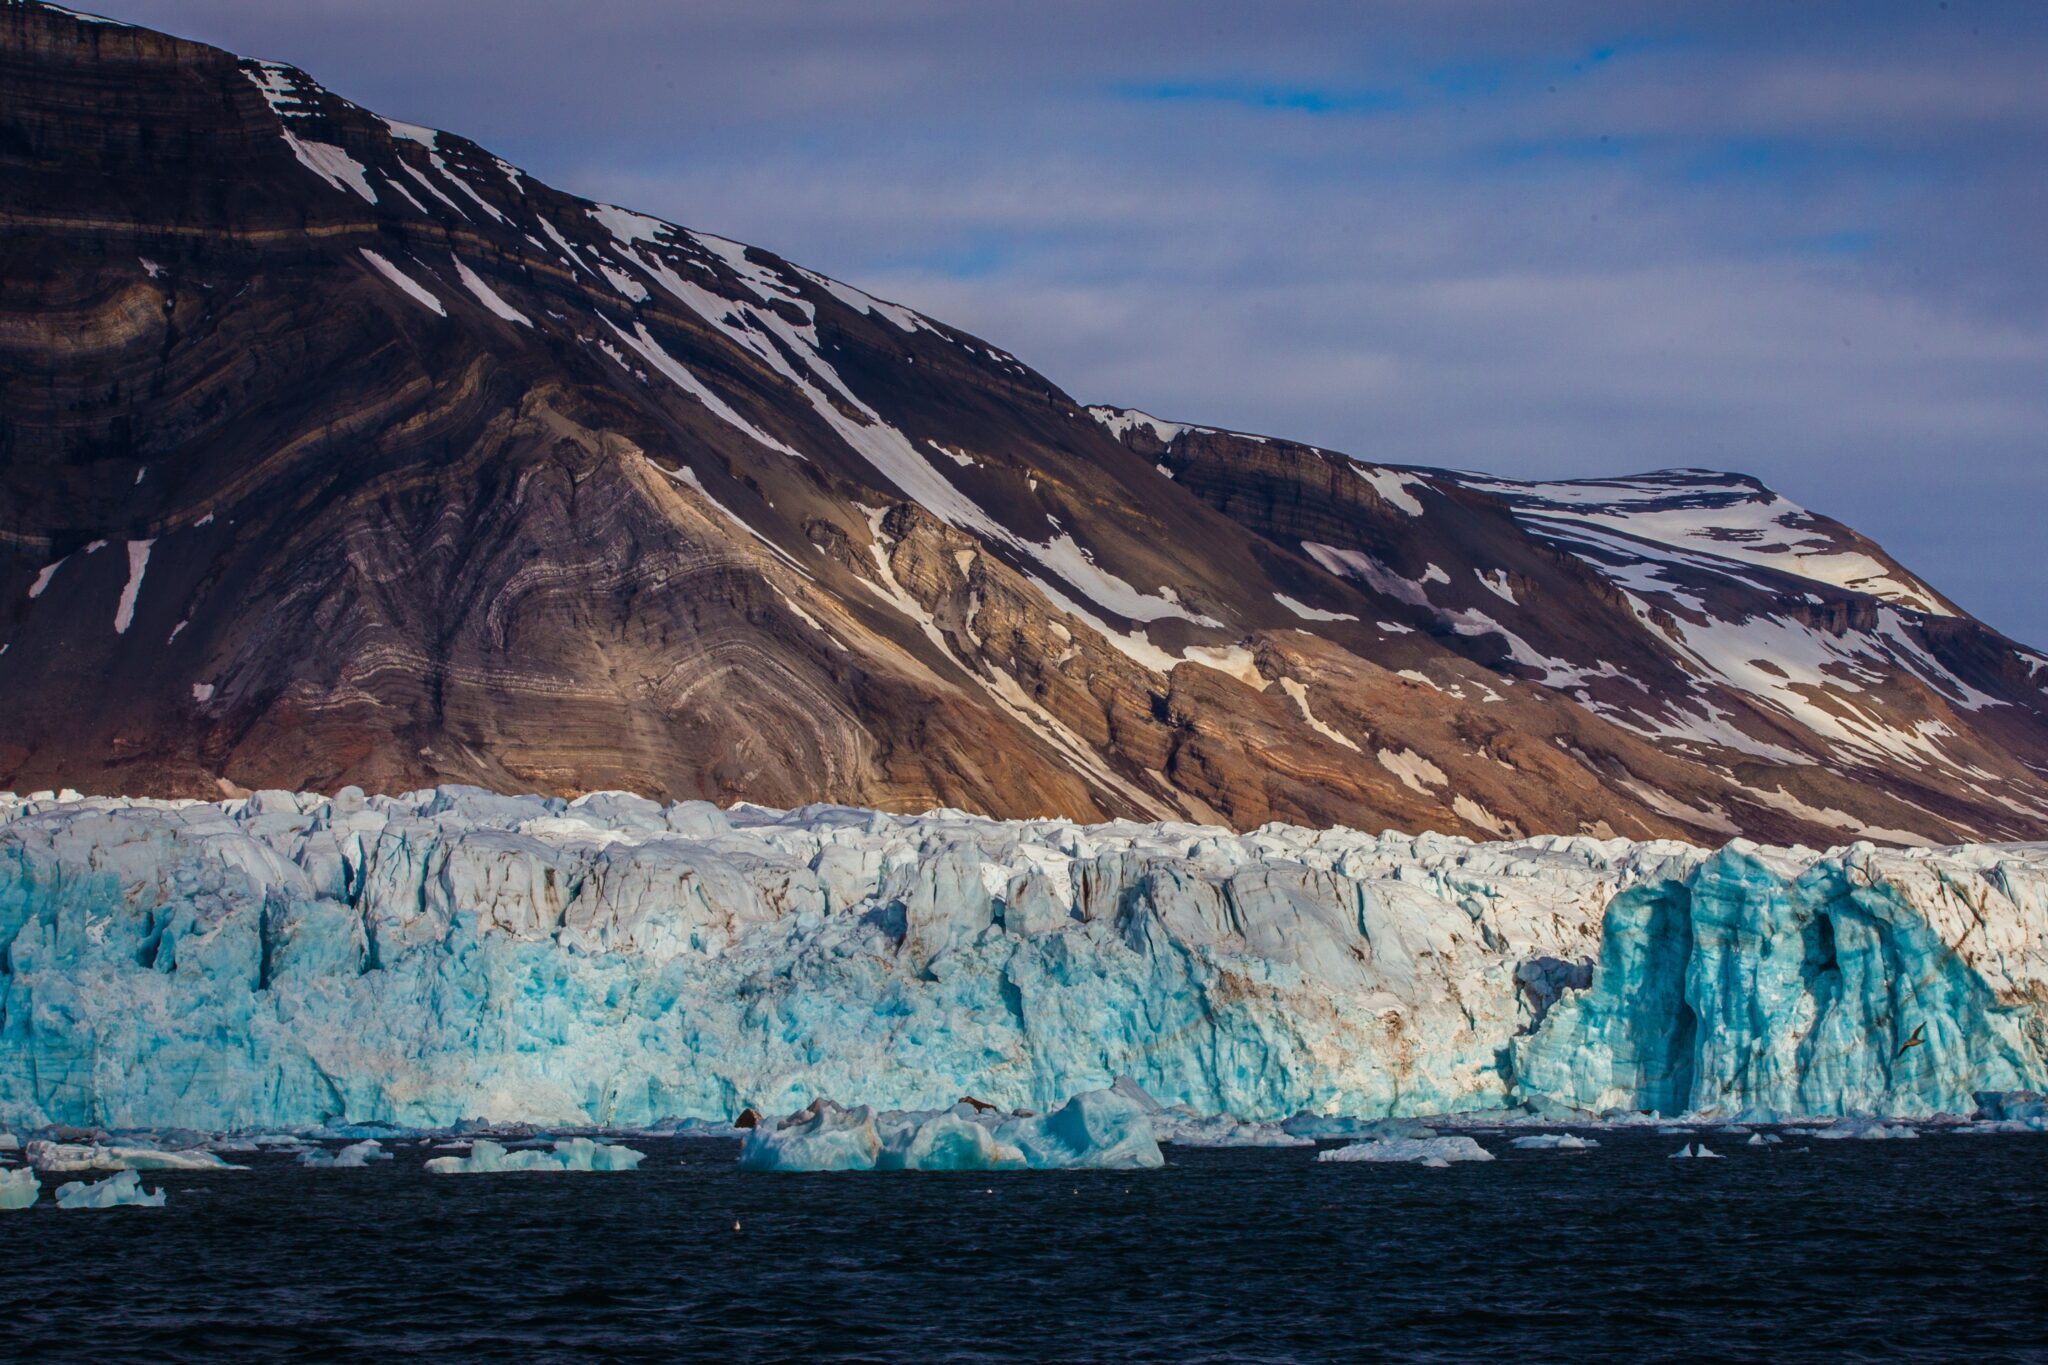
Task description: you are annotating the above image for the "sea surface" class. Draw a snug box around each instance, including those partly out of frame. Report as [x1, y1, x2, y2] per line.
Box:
[3, 1130, 2043, 1362]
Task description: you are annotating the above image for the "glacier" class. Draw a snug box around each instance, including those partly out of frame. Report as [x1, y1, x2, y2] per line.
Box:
[0, 786, 2043, 1132]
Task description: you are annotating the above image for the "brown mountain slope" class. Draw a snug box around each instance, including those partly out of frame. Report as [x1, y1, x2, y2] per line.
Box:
[4, 2, 2047, 845]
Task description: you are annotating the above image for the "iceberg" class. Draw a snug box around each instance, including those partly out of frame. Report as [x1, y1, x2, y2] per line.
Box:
[54, 1170, 166, 1208]
[1318, 1136, 1494, 1164]
[1509, 1134, 1598, 1150]
[1111, 1075, 1310, 1147]
[1669, 1143, 1721, 1159]
[26, 1140, 240, 1172]
[424, 1137, 643, 1173]
[738, 1100, 886, 1173]
[0, 1166, 38, 1209]
[991, 1089, 1164, 1170]
[879, 1111, 1029, 1171]
[0, 787, 2041, 1132]
[1804, 1121, 1918, 1141]
[1152, 1114, 1312, 1148]
[300, 1139, 392, 1168]
[740, 1089, 1163, 1172]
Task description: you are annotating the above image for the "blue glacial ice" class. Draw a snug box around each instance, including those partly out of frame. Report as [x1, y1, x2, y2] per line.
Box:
[424, 1137, 644, 1173]
[54, 1170, 166, 1208]
[739, 1087, 1165, 1172]
[299, 1139, 392, 1168]
[1317, 1136, 1493, 1164]
[0, 1166, 38, 1209]
[1509, 1134, 1598, 1150]
[25, 1140, 240, 1172]
[0, 786, 2042, 1132]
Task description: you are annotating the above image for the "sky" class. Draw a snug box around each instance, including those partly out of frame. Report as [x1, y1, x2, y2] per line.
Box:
[96, 0, 2048, 645]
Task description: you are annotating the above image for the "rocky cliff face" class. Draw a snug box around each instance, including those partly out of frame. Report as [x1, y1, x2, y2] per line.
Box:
[5, 1, 2047, 845]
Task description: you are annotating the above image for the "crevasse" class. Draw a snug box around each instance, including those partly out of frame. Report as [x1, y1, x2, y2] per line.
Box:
[0, 787, 2040, 1130]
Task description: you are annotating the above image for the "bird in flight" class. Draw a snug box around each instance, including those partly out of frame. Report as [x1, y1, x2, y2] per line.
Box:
[1896, 1022, 1926, 1058]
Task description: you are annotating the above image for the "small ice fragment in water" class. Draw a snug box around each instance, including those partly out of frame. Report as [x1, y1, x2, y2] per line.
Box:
[55, 1170, 166, 1208]
[0, 1167, 40, 1210]
[1318, 1136, 1493, 1164]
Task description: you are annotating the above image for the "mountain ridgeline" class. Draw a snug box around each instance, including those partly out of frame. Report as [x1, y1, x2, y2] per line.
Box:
[5, 1, 2048, 846]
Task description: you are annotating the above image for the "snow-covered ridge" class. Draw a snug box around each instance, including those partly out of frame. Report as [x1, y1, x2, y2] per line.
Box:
[0, 787, 2041, 1131]
[1453, 469, 1953, 617]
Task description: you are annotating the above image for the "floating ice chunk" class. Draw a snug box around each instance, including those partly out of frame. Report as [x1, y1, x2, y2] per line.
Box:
[744, 1090, 1163, 1172]
[425, 1137, 644, 1174]
[1154, 1114, 1313, 1148]
[1108, 1078, 1306, 1147]
[877, 1112, 1027, 1171]
[1283, 1115, 1439, 1142]
[1509, 1134, 1599, 1150]
[300, 1140, 392, 1169]
[738, 1100, 882, 1173]
[642, 1117, 749, 1139]
[55, 1170, 166, 1208]
[1318, 1137, 1494, 1164]
[1669, 1143, 1721, 1159]
[991, 1089, 1165, 1170]
[1806, 1121, 1918, 1141]
[0, 1167, 39, 1209]
[1746, 1133, 1783, 1146]
[27, 1141, 239, 1172]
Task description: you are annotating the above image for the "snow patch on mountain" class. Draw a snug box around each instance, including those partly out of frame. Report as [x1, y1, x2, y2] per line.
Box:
[242, 62, 377, 205]
[357, 249, 444, 316]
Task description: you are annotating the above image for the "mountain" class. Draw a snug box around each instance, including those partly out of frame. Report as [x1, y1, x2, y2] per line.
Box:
[5, 0, 2048, 846]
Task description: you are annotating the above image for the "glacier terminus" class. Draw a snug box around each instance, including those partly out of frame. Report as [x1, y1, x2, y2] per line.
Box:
[0, 786, 2041, 1133]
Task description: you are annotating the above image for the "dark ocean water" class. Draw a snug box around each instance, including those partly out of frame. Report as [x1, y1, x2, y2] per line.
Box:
[2, 1130, 2043, 1363]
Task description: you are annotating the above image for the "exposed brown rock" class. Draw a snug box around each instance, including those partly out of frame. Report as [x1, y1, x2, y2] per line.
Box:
[3, 3, 2046, 847]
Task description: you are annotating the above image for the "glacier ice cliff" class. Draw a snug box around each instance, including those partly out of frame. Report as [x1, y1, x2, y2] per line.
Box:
[0, 787, 2042, 1131]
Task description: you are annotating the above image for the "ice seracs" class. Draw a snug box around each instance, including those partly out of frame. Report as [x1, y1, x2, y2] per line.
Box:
[0, 787, 2041, 1132]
